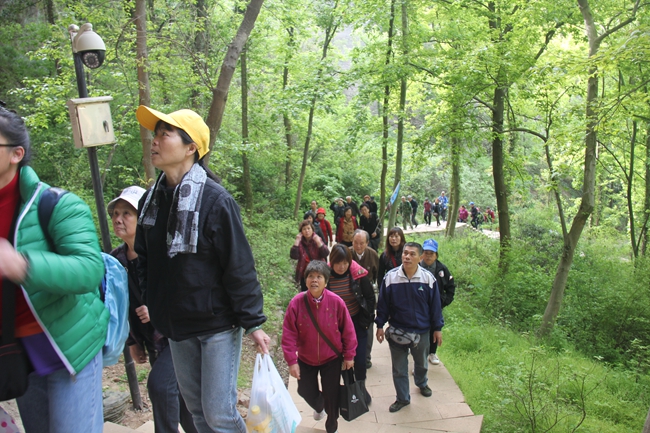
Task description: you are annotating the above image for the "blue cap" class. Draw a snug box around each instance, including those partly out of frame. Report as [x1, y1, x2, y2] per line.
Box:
[469, 202, 474, 205]
[423, 239, 438, 252]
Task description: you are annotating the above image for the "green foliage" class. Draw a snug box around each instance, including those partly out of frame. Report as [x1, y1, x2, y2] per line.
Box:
[243, 214, 298, 331]
[443, 297, 650, 432]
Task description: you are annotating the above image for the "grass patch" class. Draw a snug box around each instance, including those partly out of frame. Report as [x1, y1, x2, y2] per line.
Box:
[441, 294, 650, 432]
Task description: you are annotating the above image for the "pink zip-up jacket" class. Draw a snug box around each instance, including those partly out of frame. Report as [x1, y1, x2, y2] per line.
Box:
[282, 288, 357, 367]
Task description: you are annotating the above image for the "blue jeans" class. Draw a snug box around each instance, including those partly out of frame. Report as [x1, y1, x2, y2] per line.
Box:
[148, 345, 197, 433]
[388, 331, 430, 402]
[169, 327, 245, 433]
[17, 350, 103, 433]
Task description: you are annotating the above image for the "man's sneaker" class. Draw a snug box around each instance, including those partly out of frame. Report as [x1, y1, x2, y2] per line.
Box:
[420, 385, 432, 397]
[389, 400, 410, 412]
[313, 409, 326, 421]
[428, 354, 440, 365]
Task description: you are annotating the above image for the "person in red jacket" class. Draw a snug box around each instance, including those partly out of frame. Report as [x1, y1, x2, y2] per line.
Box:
[458, 205, 469, 223]
[315, 207, 333, 246]
[290, 220, 330, 291]
[336, 207, 358, 246]
[282, 261, 357, 433]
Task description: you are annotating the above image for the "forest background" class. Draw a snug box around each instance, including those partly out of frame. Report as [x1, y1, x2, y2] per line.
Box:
[2, 0, 650, 431]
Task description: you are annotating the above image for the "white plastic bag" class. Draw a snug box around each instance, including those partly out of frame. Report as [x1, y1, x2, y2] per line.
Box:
[247, 354, 301, 433]
[247, 354, 273, 433]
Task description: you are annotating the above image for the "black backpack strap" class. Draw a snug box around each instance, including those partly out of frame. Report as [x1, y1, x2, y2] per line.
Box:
[38, 187, 69, 251]
[303, 293, 342, 359]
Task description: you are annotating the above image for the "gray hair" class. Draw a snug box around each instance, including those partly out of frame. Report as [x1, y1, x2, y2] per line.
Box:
[304, 260, 331, 284]
[353, 229, 369, 243]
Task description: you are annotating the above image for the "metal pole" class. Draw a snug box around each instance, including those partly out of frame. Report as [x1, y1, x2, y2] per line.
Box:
[73, 52, 112, 253]
[71, 44, 142, 410]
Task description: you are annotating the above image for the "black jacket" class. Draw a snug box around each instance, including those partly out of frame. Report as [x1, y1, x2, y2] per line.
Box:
[111, 244, 164, 353]
[365, 200, 378, 214]
[359, 212, 380, 239]
[135, 177, 266, 341]
[378, 247, 403, 284]
[330, 202, 346, 224]
[420, 260, 456, 308]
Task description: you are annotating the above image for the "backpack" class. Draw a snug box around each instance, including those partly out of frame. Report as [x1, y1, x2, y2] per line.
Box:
[38, 187, 130, 368]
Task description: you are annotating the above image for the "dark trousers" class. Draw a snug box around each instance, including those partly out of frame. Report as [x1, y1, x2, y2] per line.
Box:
[411, 212, 418, 226]
[424, 211, 431, 225]
[148, 345, 198, 433]
[297, 358, 341, 433]
[434, 213, 440, 226]
[353, 320, 368, 381]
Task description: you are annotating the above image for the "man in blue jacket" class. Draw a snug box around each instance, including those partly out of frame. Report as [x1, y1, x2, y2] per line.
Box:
[375, 242, 444, 413]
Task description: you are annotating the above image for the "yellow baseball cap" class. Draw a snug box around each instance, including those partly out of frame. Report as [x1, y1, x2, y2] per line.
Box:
[136, 105, 210, 158]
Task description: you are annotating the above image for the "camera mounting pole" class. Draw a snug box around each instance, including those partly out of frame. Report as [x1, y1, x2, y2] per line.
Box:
[67, 24, 143, 411]
[67, 24, 111, 254]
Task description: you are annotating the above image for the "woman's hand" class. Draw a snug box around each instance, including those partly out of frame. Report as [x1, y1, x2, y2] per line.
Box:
[342, 360, 354, 370]
[0, 238, 28, 283]
[294, 233, 302, 246]
[129, 344, 148, 364]
[289, 363, 300, 380]
[135, 305, 150, 323]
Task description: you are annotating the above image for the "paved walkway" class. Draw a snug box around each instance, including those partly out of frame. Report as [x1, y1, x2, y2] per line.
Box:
[289, 338, 482, 433]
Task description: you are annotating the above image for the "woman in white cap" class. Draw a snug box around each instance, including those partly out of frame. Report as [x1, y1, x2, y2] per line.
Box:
[109, 186, 197, 433]
[133, 106, 270, 433]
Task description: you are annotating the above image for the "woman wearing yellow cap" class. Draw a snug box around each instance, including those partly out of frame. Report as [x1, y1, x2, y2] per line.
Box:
[133, 106, 270, 433]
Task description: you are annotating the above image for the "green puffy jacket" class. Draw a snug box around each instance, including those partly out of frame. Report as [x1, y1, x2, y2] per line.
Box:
[14, 166, 109, 375]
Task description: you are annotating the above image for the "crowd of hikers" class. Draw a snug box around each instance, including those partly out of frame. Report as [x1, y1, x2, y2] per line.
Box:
[287, 192, 458, 432]
[1, 101, 458, 433]
[457, 202, 497, 230]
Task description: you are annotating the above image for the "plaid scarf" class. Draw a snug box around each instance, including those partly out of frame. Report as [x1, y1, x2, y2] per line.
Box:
[138, 163, 206, 258]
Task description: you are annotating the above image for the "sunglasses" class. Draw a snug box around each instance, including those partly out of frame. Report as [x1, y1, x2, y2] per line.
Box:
[0, 144, 18, 147]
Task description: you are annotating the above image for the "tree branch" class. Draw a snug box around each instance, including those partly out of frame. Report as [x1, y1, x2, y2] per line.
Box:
[473, 96, 495, 112]
[595, 0, 640, 44]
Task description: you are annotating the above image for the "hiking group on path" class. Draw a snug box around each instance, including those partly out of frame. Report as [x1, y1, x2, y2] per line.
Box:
[1, 103, 462, 433]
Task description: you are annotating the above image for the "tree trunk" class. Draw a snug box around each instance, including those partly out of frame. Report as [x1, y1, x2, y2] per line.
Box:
[628, 121, 638, 257]
[445, 137, 461, 237]
[240, 47, 253, 214]
[293, 9, 339, 219]
[46, 0, 55, 24]
[134, 0, 156, 185]
[389, 0, 408, 231]
[545, 140, 568, 240]
[191, 0, 208, 110]
[492, 85, 511, 268]
[205, 0, 265, 162]
[540, 0, 600, 336]
[380, 0, 395, 240]
[642, 124, 650, 255]
[283, 27, 295, 189]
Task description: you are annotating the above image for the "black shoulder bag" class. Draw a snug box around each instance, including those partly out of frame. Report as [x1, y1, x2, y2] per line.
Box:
[302, 293, 368, 421]
[303, 293, 341, 359]
[1, 204, 33, 401]
[0, 278, 33, 402]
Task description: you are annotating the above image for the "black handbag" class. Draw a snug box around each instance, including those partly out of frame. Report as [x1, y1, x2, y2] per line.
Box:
[0, 278, 32, 402]
[339, 368, 369, 421]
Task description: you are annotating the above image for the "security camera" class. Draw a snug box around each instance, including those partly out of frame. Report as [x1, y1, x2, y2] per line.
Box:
[69, 23, 106, 69]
